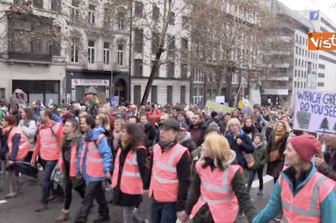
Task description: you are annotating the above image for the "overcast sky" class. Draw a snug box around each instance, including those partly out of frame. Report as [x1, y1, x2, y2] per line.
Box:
[278, 0, 336, 22]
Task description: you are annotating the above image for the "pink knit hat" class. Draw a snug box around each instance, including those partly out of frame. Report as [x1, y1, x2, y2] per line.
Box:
[289, 135, 321, 162]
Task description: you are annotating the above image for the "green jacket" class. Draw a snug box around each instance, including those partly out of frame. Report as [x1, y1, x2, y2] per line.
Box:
[251, 142, 268, 170]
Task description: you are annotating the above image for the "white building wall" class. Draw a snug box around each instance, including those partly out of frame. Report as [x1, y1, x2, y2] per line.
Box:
[298, 10, 336, 91]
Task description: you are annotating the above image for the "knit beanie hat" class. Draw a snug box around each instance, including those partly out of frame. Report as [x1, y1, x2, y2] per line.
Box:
[207, 122, 220, 133]
[289, 135, 321, 162]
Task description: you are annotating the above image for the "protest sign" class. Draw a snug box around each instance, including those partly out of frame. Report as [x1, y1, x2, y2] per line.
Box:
[294, 90, 336, 134]
[110, 96, 119, 107]
[215, 96, 225, 104]
[249, 89, 261, 105]
[205, 100, 233, 114]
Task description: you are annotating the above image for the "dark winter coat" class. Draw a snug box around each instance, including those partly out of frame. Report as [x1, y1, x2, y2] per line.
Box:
[226, 130, 254, 169]
[318, 149, 336, 181]
[143, 123, 156, 148]
[190, 122, 207, 147]
[179, 132, 197, 153]
[251, 142, 268, 170]
[266, 132, 289, 178]
[242, 126, 260, 141]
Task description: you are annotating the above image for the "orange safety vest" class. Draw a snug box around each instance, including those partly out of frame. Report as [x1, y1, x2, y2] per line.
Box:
[58, 141, 80, 177]
[191, 161, 241, 223]
[149, 143, 189, 202]
[280, 171, 336, 223]
[79, 134, 105, 178]
[7, 127, 30, 161]
[39, 122, 62, 161]
[111, 146, 146, 194]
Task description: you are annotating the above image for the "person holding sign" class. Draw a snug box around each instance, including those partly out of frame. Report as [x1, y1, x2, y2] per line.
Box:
[253, 135, 336, 223]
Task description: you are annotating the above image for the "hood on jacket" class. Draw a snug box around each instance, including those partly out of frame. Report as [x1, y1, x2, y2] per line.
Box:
[253, 142, 265, 149]
[86, 126, 106, 141]
[227, 129, 245, 137]
[179, 132, 191, 144]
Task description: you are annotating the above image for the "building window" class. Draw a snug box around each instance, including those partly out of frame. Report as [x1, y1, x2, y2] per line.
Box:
[152, 32, 160, 54]
[9, 17, 51, 56]
[71, 0, 80, 21]
[51, 0, 61, 12]
[70, 44, 79, 63]
[295, 70, 297, 77]
[134, 85, 141, 105]
[181, 86, 186, 104]
[134, 59, 143, 77]
[181, 38, 188, 59]
[295, 59, 297, 66]
[103, 42, 110, 65]
[151, 60, 159, 77]
[318, 82, 325, 87]
[88, 4, 96, 24]
[181, 64, 187, 79]
[33, 0, 43, 9]
[134, 29, 143, 53]
[295, 47, 298, 54]
[182, 16, 190, 28]
[118, 10, 126, 29]
[167, 86, 173, 105]
[88, 40, 95, 64]
[294, 81, 297, 88]
[318, 73, 325, 78]
[168, 36, 175, 57]
[167, 62, 175, 78]
[51, 26, 61, 56]
[169, 12, 175, 25]
[151, 86, 158, 104]
[304, 71, 307, 78]
[134, 1, 144, 17]
[117, 44, 124, 66]
[153, 6, 159, 21]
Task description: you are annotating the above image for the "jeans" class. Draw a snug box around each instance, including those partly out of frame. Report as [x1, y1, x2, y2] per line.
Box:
[76, 181, 109, 221]
[2, 160, 17, 194]
[247, 169, 263, 192]
[64, 178, 86, 210]
[151, 198, 177, 223]
[40, 160, 58, 204]
[123, 206, 146, 223]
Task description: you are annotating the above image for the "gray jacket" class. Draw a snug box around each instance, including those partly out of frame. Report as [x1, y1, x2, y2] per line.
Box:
[18, 119, 37, 151]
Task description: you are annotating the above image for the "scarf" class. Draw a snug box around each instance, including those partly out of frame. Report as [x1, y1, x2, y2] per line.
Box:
[253, 142, 263, 149]
[275, 130, 286, 142]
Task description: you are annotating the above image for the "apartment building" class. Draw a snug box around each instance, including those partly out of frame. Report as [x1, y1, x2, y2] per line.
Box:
[261, 0, 317, 105]
[0, 0, 130, 104]
[130, 0, 190, 105]
[298, 10, 336, 91]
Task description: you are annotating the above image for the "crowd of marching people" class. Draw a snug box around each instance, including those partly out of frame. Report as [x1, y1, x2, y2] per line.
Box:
[0, 98, 336, 223]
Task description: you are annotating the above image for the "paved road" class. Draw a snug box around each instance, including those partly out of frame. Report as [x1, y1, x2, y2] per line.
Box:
[0, 174, 277, 223]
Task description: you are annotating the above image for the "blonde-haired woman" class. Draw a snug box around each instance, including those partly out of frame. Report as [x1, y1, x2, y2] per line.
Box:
[226, 118, 254, 170]
[266, 120, 289, 184]
[112, 118, 125, 155]
[179, 134, 257, 223]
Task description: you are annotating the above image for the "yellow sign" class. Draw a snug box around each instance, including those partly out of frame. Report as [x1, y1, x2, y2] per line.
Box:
[205, 100, 233, 114]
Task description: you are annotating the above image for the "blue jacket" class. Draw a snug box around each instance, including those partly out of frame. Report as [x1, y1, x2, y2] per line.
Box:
[52, 114, 64, 125]
[253, 166, 336, 223]
[226, 129, 254, 169]
[77, 127, 113, 183]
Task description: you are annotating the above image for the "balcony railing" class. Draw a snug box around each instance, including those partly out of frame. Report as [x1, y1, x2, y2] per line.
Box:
[8, 52, 52, 62]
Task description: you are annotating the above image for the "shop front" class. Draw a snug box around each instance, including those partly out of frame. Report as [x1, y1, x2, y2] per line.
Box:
[71, 79, 110, 102]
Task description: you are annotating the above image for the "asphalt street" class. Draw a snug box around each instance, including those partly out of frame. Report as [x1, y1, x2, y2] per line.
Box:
[0, 174, 277, 223]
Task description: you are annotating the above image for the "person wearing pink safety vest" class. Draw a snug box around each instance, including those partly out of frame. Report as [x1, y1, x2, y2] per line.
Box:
[1, 115, 30, 199]
[253, 135, 336, 223]
[55, 119, 86, 222]
[181, 133, 257, 223]
[75, 116, 112, 223]
[149, 119, 191, 223]
[111, 123, 150, 223]
[31, 109, 64, 212]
